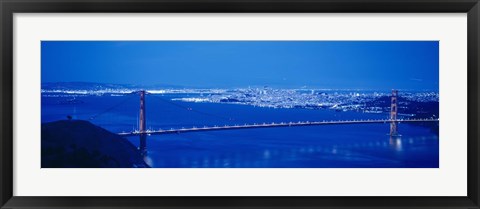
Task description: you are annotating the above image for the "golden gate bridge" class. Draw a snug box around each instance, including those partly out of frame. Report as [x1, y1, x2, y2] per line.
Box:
[86, 89, 438, 155]
[114, 90, 438, 137]
[118, 118, 438, 137]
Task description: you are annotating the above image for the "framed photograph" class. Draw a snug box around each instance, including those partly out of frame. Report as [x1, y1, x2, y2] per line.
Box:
[1, 0, 479, 208]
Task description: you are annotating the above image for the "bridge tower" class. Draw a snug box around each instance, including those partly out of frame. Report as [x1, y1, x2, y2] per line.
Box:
[390, 89, 399, 136]
[139, 90, 147, 155]
[139, 90, 146, 133]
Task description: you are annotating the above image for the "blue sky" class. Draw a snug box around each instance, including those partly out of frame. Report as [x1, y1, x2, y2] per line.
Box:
[41, 41, 439, 90]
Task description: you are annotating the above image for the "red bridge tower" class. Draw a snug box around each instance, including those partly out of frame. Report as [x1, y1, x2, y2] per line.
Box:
[139, 90, 147, 155]
[390, 90, 399, 136]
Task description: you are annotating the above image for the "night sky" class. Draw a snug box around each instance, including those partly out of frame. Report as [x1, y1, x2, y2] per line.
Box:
[41, 41, 439, 90]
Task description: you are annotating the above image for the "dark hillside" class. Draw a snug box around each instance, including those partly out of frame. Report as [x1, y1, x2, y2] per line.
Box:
[42, 120, 149, 168]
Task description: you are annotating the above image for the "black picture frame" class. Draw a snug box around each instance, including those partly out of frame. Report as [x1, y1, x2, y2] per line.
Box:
[1, 0, 479, 208]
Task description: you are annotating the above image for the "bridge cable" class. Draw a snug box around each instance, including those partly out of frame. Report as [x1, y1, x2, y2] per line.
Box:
[88, 92, 138, 121]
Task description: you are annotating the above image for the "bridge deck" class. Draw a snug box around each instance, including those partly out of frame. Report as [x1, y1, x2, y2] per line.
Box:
[118, 118, 439, 136]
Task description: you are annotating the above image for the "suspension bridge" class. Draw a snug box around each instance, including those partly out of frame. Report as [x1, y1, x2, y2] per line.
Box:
[79, 89, 439, 155]
[118, 118, 438, 137]
[111, 90, 438, 137]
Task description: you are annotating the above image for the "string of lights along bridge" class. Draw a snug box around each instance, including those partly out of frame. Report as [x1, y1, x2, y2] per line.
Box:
[117, 90, 439, 137]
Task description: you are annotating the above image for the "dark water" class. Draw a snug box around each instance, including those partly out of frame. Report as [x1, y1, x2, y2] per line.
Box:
[41, 94, 439, 168]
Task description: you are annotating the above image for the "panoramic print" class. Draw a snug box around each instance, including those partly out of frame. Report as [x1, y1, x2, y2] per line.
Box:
[41, 41, 439, 168]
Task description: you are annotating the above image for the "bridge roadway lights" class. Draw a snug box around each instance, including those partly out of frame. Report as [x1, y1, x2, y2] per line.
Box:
[118, 118, 439, 136]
